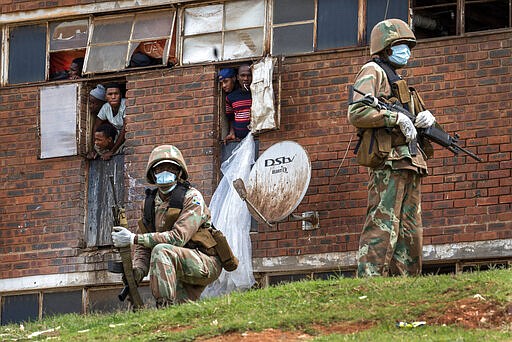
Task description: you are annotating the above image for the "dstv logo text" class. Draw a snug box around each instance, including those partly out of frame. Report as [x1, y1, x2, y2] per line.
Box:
[264, 155, 295, 167]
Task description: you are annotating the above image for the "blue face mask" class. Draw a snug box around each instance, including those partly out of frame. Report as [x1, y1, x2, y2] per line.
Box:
[388, 44, 411, 66]
[155, 171, 176, 185]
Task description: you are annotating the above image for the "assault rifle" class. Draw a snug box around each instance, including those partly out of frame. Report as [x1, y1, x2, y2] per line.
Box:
[349, 86, 482, 162]
[107, 175, 144, 310]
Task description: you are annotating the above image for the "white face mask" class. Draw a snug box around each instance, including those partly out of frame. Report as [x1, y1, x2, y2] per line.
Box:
[388, 44, 411, 66]
[155, 171, 177, 194]
[155, 171, 176, 185]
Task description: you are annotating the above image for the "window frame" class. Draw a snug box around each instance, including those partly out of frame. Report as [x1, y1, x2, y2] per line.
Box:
[180, 0, 267, 64]
[84, 8, 176, 74]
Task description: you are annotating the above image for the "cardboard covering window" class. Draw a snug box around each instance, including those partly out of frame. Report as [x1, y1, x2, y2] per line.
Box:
[40, 84, 78, 158]
[250, 56, 279, 134]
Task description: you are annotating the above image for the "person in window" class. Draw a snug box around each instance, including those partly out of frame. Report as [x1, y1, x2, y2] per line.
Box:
[92, 83, 126, 160]
[111, 145, 226, 308]
[89, 84, 106, 117]
[224, 63, 252, 143]
[347, 19, 436, 277]
[218, 68, 237, 94]
[86, 123, 117, 160]
[68, 57, 84, 80]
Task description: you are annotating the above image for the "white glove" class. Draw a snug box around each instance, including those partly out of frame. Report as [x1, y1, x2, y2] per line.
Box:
[396, 112, 417, 143]
[415, 110, 436, 128]
[111, 226, 135, 248]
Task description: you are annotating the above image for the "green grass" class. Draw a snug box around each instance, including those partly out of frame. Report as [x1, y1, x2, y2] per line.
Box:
[1, 268, 511, 341]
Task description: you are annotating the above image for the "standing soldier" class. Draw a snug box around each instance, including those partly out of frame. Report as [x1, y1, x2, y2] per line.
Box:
[111, 145, 236, 307]
[347, 19, 436, 277]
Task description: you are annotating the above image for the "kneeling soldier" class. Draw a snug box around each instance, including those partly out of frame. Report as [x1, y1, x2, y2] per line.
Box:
[112, 145, 234, 307]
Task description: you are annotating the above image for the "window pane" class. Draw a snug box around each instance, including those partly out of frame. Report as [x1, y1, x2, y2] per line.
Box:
[367, 0, 409, 43]
[273, 0, 314, 24]
[225, 0, 265, 30]
[182, 34, 222, 64]
[317, 0, 358, 50]
[50, 19, 88, 51]
[132, 11, 174, 40]
[86, 44, 128, 72]
[412, 0, 456, 38]
[272, 23, 313, 55]
[466, 0, 509, 32]
[91, 16, 132, 43]
[8, 25, 46, 84]
[224, 28, 263, 59]
[184, 5, 223, 36]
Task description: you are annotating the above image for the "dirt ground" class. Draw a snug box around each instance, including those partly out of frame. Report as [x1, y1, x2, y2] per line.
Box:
[199, 298, 512, 341]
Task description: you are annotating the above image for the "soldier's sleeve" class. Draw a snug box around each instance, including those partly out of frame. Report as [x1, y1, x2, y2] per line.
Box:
[347, 62, 398, 129]
[136, 188, 210, 249]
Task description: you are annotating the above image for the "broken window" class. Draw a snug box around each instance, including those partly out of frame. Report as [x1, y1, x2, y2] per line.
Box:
[85, 9, 176, 73]
[182, 0, 265, 64]
[49, 19, 88, 80]
[412, 0, 511, 38]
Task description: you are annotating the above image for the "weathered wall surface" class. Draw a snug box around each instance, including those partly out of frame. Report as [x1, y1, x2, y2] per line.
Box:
[1, 30, 511, 282]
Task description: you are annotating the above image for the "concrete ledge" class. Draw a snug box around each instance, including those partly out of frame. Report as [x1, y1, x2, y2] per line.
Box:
[2, 239, 511, 293]
[253, 239, 512, 273]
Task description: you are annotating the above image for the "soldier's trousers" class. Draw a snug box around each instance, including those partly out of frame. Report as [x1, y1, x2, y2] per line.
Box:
[149, 244, 222, 304]
[357, 168, 423, 277]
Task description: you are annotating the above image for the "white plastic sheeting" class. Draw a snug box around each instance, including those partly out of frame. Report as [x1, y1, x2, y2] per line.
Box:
[202, 133, 256, 298]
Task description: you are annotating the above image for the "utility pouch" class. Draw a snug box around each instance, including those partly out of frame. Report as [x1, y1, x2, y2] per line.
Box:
[393, 79, 411, 105]
[211, 228, 239, 272]
[355, 128, 392, 168]
[188, 227, 218, 256]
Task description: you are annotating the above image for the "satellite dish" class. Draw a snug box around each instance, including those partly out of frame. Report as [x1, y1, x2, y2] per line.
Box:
[233, 141, 317, 228]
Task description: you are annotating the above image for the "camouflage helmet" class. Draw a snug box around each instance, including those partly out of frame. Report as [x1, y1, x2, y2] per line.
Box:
[370, 18, 416, 55]
[145, 145, 189, 184]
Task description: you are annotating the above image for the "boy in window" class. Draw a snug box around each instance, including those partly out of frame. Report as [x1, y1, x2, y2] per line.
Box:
[68, 57, 84, 80]
[86, 123, 118, 160]
[92, 83, 126, 160]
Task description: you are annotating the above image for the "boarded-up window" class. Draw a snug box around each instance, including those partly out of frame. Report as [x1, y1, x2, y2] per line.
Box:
[86, 155, 125, 247]
[182, 0, 265, 64]
[40, 84, 78, 158]
[85, 10, 176, 73]
[8, 25, 46, 84]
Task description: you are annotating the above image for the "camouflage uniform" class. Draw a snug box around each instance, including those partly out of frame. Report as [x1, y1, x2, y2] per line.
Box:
[132, 145, 222, 305]
[348, 19, 426, 277]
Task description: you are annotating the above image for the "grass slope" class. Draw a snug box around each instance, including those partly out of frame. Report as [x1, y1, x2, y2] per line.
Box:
[1, 268, 511, 341]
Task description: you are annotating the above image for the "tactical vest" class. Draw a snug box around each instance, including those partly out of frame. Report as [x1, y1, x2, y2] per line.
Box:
[354, 59, 433, 167]
[139, 183, 239, 272]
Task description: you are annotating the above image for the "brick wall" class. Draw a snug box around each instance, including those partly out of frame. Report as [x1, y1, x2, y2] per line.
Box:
[0, 30, 511, 281]
[248, 31, 512, 258]
[0, 85, 87, 279]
